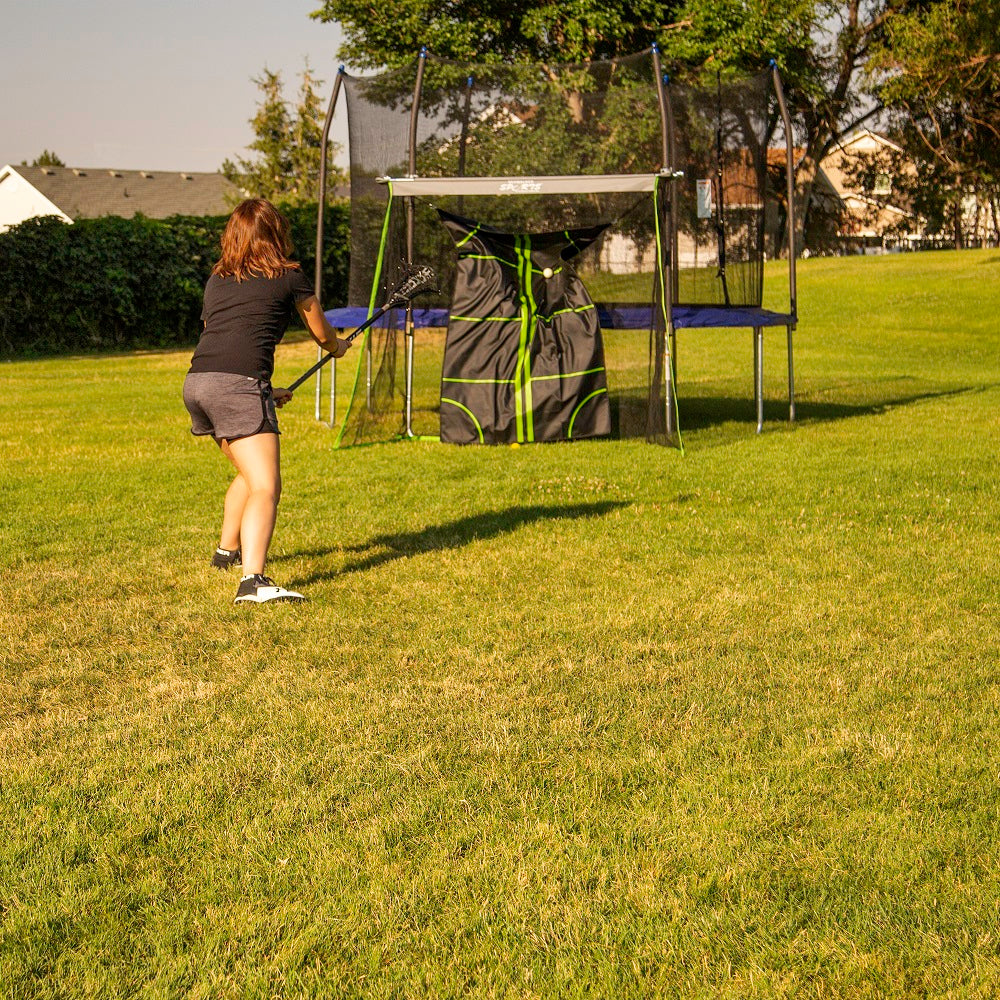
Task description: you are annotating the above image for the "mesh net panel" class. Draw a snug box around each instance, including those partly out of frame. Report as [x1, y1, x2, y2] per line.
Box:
[337, 51, 673, 446]
[666, 70, 775, 307]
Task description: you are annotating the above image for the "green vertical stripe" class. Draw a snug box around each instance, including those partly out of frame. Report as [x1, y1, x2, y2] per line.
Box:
[513, 236, 527, 443]
[520, 235, 536, 443]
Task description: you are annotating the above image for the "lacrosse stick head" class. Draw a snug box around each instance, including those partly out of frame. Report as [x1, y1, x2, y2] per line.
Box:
[385, 265, 438, 308]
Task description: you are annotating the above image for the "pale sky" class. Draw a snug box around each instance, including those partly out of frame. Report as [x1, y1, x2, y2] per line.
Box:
[1, 0, 351, 173]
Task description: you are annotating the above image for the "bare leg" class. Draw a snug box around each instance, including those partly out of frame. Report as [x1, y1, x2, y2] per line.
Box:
[219, 433, 281, 576]
[218, 472, 249, 552]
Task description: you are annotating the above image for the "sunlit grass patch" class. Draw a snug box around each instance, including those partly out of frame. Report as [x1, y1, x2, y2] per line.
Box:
[2, 249, 1000, 997]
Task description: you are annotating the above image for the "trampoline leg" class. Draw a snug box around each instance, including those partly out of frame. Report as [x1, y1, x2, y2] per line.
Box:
[314, 343, 324, 423]
[365, 333, 373, 413]
[404, 325, 415, 437]
[754, 327, 764, 434]
[329, 354, 337, 426]
[787, 323, 796, 423]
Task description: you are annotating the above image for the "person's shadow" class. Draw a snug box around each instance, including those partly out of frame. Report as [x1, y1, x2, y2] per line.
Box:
[278, 501, 627, 586]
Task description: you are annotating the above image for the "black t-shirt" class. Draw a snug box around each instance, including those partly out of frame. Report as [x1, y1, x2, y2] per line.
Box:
[188, 268, 315, 380]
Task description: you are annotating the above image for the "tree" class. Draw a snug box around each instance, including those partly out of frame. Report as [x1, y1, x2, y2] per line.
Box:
[866, 0, 1000, 246]
[21, 150, 65, 167]
[658, 0, 913, 251]
[311, 0, 684, 67]
[288, 64, 335, 203]
[222, 63, 345, 206]
[314, 0, 999, 252]
[312, 0, 902, 252]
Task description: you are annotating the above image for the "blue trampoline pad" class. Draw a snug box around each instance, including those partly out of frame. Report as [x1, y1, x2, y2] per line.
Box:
[325, 304, 794, 331]
[671, 306, 795, 328]
[324, 307, 447, 329]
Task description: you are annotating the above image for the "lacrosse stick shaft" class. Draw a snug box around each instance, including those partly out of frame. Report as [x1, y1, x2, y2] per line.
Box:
[286, 302, 390, 393]
[286, 266, 436, 393]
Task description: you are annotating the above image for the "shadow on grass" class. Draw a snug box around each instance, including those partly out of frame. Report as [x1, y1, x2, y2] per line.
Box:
[278, 501, 627, 584]
[673, 382, 991, 432]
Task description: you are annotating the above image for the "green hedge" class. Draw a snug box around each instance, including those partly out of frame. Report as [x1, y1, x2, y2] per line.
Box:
[0, 203, 349, 358]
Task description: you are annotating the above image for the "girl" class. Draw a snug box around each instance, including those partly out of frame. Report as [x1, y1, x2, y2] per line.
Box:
[183, 198, 351, 604]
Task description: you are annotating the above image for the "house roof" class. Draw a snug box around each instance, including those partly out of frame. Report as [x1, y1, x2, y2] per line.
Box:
[830, 128, 905, 157]
[5, 165, 238, 220]
[819, 130, 907, 199]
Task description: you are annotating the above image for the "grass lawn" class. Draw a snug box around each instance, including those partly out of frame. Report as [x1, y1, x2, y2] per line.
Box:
[2, 249, 999, 998]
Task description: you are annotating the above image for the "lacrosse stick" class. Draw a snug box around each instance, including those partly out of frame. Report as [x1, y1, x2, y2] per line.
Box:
[287, 265, 438, 392]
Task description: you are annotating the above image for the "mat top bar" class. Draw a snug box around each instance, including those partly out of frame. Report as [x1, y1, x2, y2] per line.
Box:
[377, 173, 665, 196]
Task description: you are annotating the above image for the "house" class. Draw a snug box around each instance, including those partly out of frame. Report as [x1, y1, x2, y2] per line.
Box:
[602, 130, 922, 269]
[0, 164, 238, 231]
[815, 129, 919, 251]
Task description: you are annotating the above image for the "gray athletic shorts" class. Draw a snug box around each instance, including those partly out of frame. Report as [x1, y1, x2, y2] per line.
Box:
[183, 372, 280, 442]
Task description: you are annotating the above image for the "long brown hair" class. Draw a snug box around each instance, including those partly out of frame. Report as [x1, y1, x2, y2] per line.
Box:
[212, 198, 300, 280]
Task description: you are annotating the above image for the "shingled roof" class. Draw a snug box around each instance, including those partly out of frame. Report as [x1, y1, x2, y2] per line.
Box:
[5, 164, 239, 220]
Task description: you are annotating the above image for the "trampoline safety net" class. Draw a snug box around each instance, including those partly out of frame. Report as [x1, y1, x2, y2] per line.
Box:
[333, 52, 783, 447]
[667, 70, 775, 308]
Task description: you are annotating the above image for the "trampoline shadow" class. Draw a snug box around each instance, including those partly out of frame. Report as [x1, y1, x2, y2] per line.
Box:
[674, 383, 989, 432]
[279, 501, 626, 585]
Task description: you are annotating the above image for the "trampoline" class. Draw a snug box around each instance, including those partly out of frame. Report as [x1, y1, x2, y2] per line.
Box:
[310, 49, 798, 446]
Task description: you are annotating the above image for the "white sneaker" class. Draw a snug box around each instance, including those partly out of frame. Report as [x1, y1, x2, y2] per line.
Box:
[234, 574, 306, 604]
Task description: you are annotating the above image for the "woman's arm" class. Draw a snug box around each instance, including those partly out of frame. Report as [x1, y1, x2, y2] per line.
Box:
[273, 296, 352, 405]
[295, 295, 351, 358]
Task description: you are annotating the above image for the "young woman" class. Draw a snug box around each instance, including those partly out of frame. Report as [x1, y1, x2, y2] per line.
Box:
[183, 198, 351, 604]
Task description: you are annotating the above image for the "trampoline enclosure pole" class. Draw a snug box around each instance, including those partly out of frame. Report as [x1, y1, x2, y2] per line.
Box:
[404, 47, 427, 437]
[652, 45, 677, 441]
[754, 327, 764, 433]
[772, 63, 797, 422]
[314, 67, 344, 425]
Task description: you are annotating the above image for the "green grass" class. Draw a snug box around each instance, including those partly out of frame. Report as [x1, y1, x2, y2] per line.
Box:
[2, 249, 1000, 998]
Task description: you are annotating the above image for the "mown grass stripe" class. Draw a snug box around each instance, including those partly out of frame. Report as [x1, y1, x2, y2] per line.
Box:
[2, 249, 1000, 997]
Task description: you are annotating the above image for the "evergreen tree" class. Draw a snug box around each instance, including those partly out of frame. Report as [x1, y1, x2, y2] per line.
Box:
[22, 150, 66, 167]
[287, 64, 332, 204]
[222, 64, 345, 206]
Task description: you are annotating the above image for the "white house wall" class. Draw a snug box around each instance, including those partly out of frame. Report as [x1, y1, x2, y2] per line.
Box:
[0, 166, 72, 232]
